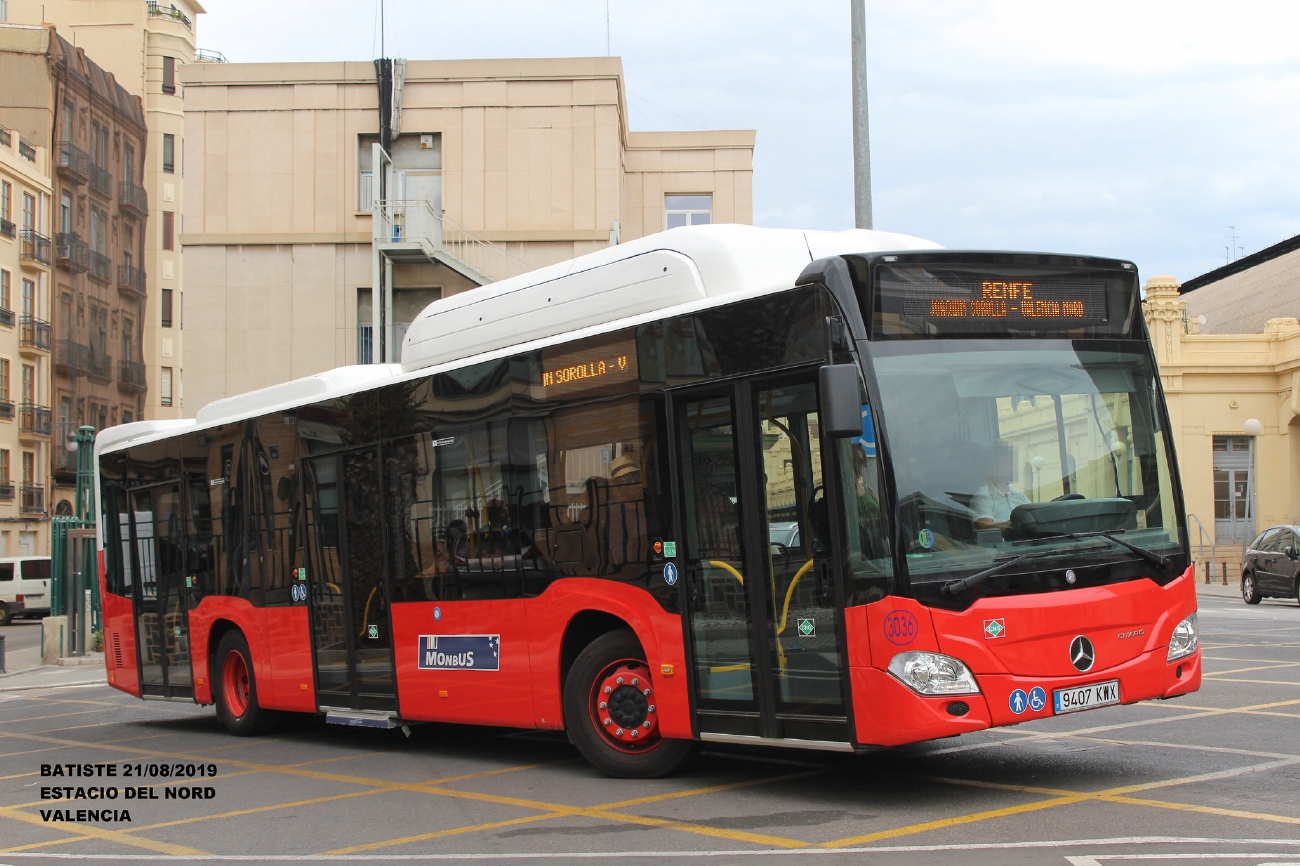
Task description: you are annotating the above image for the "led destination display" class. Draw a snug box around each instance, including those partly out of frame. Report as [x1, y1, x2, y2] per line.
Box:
[540, 334, 639, 395]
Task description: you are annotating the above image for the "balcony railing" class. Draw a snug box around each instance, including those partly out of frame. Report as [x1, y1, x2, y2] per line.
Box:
[0, 310, 13, 328]
[87, 350, 113, 383]
[0, 127, 9, 147]
[90, 163, 113, 198]
[0, 218, 14, 239]
[55, 340, 89, 376]
[19, 404, 52, 437]
[56, 232, 90, 271]
[20, 483, 45, 514]
[56, 141, 90, 184]
[118, 263, 147, 300]
[19, 141, 36, 162]
[195, 48, 227, 62]
[119, 359, 147, 393]
[0, 482, 13, 502]
[119, 180, 148, 217]
[0, 400, 13, 419]
[19, 230, 51, 266]
[89, 250, 112, 283]
[19, 317, 51, 353]
[146, 1, 192, 29]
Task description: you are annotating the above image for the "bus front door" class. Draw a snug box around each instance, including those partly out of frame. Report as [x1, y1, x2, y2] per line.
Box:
[127, 482, 194, 700]
[303, 448, 398, 713]
[674, 374, 850, 746]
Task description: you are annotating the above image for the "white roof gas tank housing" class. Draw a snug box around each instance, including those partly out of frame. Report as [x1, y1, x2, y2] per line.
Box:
[400, 224, 940, 373]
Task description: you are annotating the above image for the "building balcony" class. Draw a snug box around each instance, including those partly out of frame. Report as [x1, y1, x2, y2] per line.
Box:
[87, 350, 113, 384]
[19, 404, 51, 438]
[89, 250, 112, 284]
[146, 1, 192, 30]
[118, 263, 147, 300]
[19, 230, 51, 266]
[19, 317, 51, 354]
[55, 232, 90, 272]
[55, 340, 89, 376]
[119, 180, 148, 218]
[56, 141, 90, 185]
[20, 483, 44, 515]
[0, 218, 14, 239]
[89, 163, 113, 199]
[0, 482, 13, 502]
[0, 400, 13, 420]
[119, 359, 147, 394]
[195, 48, 227, 63]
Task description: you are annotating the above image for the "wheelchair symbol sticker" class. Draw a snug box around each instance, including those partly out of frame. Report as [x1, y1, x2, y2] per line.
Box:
[1028, 686, 1047, 712]
[663, 562, 679, 586]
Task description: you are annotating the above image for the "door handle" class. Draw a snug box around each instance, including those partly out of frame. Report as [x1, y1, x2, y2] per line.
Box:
[816, 562, 835, 606]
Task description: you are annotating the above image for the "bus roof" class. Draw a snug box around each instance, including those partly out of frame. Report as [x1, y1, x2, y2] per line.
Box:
[96, 224, 939, 456]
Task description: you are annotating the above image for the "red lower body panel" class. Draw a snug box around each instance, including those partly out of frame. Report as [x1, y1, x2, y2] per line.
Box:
[101, 591, 139, 698]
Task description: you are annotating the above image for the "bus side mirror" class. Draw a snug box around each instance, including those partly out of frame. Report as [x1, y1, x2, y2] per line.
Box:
[819, 363, 863, 438]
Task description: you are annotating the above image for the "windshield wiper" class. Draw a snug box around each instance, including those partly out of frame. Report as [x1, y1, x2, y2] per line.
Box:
[940, 548, 1074, 597]
[1012, 528, 1173, 571]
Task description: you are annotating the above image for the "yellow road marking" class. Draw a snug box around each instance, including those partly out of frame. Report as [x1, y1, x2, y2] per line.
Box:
[1202, 677, 1300, 686]
[322, 768, 825, 855]
[0, 709, 102, 725]
[1102, 793, 1300, 826]
[1204, 662, 1300, 675]
[0, 804, 207, 856]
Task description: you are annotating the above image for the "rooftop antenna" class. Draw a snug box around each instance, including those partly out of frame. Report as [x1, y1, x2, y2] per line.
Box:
[606, 0, 611, 56]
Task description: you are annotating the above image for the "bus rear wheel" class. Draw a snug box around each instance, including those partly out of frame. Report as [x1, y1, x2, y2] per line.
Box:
[563, 629, 694, 778]
[214, 631, 280, 736]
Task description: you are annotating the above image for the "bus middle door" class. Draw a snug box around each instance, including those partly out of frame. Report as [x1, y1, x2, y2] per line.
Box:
[302, 447, 398, 715]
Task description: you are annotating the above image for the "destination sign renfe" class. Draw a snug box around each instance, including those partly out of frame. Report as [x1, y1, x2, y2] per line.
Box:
[929, 281, 1089, 319]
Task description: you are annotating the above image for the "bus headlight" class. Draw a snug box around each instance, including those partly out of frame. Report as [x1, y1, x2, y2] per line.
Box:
[1167, 613, 1199, 662]
[888, 651, 980, 696]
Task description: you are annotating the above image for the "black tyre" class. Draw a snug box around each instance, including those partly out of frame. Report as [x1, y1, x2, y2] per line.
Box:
[213, 631, 281, 736]
[1242, 572, 1262, 605]
[563, 629, 695, 778]
[0, 602, 10, 626]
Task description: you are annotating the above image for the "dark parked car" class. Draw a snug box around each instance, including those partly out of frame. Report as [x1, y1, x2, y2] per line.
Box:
[1241, 526, 1300, 605]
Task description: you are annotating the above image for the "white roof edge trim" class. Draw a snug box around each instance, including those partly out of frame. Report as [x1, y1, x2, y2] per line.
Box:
[95, 419, 196, 458]
[194, 365, 401, 424]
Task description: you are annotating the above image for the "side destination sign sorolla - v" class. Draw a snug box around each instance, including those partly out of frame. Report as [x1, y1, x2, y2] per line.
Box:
[418, 635, 501, 671]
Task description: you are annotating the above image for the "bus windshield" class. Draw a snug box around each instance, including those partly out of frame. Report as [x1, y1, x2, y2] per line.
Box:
[869, 340, 1184, 601]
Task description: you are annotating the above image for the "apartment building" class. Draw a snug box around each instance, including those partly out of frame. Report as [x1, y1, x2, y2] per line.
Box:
[0, 23, 149, 516]
[179, 57, 754, 413]
[7, 0, 203, 422]
[0, 114, 52, 555]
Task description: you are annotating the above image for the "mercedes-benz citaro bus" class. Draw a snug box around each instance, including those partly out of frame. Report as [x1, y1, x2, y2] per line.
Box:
[95, 225, 1200, 778]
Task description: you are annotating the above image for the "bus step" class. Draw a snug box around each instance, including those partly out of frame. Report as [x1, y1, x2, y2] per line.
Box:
[324, 709, 402, 729]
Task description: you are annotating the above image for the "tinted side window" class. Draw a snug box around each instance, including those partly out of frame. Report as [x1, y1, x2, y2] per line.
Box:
[21, 560, 50, 580]
[0, 563, 13, 581]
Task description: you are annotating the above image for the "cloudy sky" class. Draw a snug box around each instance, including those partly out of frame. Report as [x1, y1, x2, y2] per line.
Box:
[201, 0, 1300, 282]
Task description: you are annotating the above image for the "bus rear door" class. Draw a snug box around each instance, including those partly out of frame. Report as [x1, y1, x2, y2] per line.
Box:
[673, 371, 852, 747]
[126, 482, 194, 700]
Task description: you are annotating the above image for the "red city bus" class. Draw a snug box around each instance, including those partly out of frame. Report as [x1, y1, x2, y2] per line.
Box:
[95, 226, 1200, 778]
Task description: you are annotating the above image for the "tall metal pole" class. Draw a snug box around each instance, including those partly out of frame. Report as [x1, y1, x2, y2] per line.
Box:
[851, 0, 873, 229]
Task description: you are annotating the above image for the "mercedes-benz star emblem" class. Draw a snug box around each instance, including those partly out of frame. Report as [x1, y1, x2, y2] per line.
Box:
[1070, 635, 1095, 672]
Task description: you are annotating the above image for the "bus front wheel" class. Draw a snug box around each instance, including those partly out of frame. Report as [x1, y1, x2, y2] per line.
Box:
[563, 629, 694, 778]
[213, 631, 280, 736]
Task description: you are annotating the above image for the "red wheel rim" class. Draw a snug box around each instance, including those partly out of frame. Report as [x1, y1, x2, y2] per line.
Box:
[221, 650, 251, 717]
[588, 659, 661, 754]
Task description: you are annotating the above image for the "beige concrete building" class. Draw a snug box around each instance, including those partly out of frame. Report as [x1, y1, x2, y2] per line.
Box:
[0, 112, 52, 555]
[7, 0, 204, 422]
[179, 57, 754, 413]
[1143, 237, 1300, 572]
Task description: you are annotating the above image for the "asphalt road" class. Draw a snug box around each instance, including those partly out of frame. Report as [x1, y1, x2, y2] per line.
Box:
[0, 618, 43, 674]
[0, 591, 1297, 865]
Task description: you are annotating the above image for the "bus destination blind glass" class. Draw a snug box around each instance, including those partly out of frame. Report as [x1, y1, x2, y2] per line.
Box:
[875, 265, 1112, 338]
[540, 334, 639, 397]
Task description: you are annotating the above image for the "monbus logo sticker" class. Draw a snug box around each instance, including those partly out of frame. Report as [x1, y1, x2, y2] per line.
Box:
[418, 635, 500, 671]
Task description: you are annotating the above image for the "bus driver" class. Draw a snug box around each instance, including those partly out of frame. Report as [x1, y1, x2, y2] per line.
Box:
[970, 443, 1031, 530]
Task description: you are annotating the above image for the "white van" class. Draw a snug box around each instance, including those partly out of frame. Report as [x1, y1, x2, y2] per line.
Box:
[0, 557, 52, 625]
